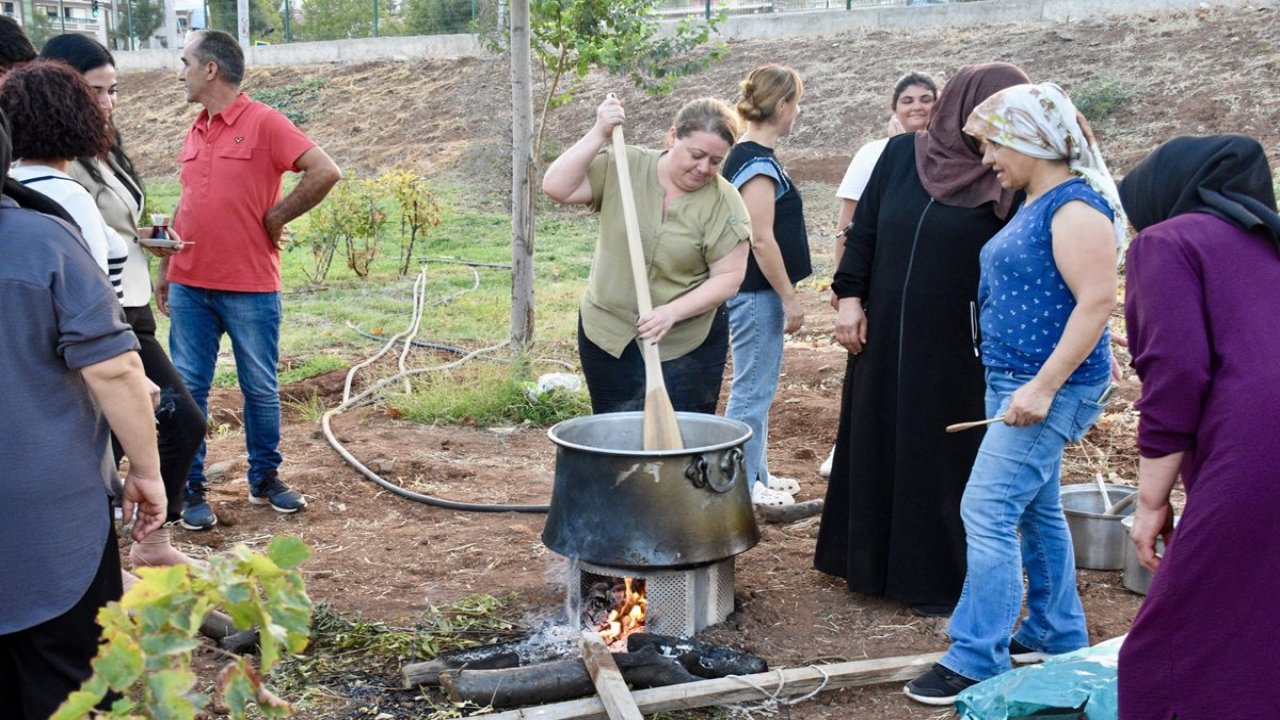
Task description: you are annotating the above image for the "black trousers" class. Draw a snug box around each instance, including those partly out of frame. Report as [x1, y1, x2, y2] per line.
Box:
[577, 307, 729, 415]
[0, 509, 122, 719]
[111, 304, 207, 520]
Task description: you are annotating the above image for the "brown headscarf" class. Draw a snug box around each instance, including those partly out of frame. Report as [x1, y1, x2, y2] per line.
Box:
[914, 62, 1031, 220]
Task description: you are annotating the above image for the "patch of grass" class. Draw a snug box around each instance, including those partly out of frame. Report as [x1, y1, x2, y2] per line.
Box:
[141, 178, 599, 424]
[213, 366, 238, 388]
[1072, 77, 1133, 122]
[279, 354, 348, 386]
[253, 77, 329, 125]
[391, 360, 590, 427]
[283, 392, 329, 423]
[270, 595, 523, 710]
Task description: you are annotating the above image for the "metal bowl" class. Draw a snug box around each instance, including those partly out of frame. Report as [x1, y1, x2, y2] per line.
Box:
[1061, 483, 1137, 570]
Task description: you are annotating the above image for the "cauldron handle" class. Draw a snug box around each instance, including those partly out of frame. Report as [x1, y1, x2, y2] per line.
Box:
[684, 449, 745, 492]
[707, 448, 744, 493]
[684, 455, 709, 489]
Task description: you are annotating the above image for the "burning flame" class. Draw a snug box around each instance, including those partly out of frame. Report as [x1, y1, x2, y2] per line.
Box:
[597, 578, 646, 650]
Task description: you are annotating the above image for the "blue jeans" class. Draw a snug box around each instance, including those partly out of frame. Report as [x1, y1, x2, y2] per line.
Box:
[168, 283, 282, 493]
[724, 289, 785, 485]
[941, 369, 1109, 680]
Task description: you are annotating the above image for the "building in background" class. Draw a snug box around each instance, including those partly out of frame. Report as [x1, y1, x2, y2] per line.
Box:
[4, 0, 198, 50]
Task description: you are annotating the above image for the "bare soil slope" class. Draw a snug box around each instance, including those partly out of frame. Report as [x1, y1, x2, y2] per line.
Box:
[114, 5, 1276, 719]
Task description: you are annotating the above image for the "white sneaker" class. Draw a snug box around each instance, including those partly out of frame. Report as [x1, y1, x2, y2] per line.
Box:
[818, 447, 835, 478]
[766, 474, 800, 493]
[751, 481, 795, 506]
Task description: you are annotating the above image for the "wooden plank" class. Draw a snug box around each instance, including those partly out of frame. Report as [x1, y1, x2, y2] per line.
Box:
[483, 651, 942, 720]
[578, 631, 643, 720]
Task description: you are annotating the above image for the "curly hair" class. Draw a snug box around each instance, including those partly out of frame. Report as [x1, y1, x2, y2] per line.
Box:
[0, 60, 110, 161]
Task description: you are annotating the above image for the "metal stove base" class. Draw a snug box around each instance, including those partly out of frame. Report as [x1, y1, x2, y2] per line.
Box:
[577, 558, 735, 638]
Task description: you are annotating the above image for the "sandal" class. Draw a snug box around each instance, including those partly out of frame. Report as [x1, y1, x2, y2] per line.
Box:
[751, 481, 795, 507]
[818, 447, 835, 478]
[766, 474, 800, 493]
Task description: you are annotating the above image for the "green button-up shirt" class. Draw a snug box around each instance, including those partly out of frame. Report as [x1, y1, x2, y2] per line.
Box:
[582, 145, 751, 360]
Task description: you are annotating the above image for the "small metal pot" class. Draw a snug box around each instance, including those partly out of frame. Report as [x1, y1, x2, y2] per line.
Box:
[1062, 483, 1137, 570]
[1120, 515, 1178, 595]
[542, 412, 758, 568]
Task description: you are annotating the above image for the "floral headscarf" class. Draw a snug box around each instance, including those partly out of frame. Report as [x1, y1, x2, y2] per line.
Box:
[964, 82, 1127, 249]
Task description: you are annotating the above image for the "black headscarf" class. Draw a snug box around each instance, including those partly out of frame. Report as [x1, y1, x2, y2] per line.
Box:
[1119, 135, 1280, 255]
[0, 108, 77, 222]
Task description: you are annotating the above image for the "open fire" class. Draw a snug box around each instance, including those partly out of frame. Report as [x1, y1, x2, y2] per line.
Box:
[582, 577, 647, 651]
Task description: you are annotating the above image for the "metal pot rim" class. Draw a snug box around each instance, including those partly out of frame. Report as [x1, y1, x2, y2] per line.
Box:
[547, 411, 752, 457]
[1061, 483, 1137, 519]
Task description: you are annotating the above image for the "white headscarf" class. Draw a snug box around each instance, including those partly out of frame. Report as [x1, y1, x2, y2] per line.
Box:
[964, 82, 1127, 249]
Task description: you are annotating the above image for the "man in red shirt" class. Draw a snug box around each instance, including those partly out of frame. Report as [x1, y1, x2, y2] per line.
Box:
[157, 29, 340, 530]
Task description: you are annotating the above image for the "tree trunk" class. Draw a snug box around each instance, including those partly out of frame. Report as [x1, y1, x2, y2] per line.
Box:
[509, 0, 535, 347]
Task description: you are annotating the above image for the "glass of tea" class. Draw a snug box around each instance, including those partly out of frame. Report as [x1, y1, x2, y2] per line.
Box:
[151, 213, 170, 241]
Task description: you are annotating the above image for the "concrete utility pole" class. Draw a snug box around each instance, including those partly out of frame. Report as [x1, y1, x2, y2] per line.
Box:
[164, 0, 177, 47]
[237, 0, 249, 46]
[509, 0, 535, 346]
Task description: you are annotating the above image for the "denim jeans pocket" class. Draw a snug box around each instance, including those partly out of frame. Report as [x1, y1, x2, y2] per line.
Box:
[1069, 398, 1107, 442]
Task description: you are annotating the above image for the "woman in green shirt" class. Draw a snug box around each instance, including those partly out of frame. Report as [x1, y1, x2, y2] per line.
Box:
[543, 96, 752, 413]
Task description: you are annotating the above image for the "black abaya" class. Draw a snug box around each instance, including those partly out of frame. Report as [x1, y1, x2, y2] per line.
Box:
[815, 134, 1015, 606]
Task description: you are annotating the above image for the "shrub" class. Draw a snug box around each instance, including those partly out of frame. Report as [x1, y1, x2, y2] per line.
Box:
[52, 537, 313, 719]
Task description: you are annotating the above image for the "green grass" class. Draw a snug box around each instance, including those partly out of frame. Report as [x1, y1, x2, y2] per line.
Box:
[144, 178, 598, 426]
[1072, 77, 1133, 123]
[391, 360, 591, 427]
[271, 595, 523, 715]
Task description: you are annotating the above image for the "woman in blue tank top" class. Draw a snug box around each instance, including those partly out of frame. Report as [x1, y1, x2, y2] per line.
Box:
[905, 83, 1127, 705]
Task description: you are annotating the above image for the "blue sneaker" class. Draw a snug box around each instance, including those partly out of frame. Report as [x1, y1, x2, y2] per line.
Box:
[180, 485, 218, 531]
[249, 472, 306, 513]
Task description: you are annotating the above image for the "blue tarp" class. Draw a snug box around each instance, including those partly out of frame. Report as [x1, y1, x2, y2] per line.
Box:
[956, 636, 1125, 720]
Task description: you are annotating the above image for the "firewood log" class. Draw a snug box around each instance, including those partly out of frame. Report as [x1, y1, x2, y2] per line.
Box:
[402, 625, 579, 688]
[761, 498, 824, 524]
[439, 646, 698, 708]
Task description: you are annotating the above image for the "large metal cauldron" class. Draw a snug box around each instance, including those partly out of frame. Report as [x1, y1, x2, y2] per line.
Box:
[542, 412, 758, 568]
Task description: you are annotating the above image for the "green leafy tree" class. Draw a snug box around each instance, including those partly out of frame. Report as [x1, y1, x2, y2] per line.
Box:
[206, 0, 285, 41]
[51, 536, 313, 719]
[401, 0, 475, 35]
[523, 0, 727, 158]
[23, 10, 57, 48]
[126, 0, 166, 46]
[295, 0, 376, 40]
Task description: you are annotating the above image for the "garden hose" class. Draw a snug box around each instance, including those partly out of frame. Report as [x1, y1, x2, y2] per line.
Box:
[321, 265, 550, 514]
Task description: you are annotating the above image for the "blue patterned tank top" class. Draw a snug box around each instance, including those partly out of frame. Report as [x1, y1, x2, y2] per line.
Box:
[978, 177, 1113, 383]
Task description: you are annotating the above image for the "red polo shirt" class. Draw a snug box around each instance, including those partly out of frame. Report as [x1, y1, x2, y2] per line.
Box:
[169, 92, 315, 292]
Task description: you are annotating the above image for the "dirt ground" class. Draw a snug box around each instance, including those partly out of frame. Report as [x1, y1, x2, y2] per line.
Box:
[109, 4, 1277, 718]
[172, 283, 1146, 720]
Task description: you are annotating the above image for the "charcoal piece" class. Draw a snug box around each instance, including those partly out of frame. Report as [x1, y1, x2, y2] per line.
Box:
[626, 632, 768, 678]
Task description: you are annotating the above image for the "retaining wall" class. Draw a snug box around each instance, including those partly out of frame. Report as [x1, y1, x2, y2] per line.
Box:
[114, 0, 1255, 72]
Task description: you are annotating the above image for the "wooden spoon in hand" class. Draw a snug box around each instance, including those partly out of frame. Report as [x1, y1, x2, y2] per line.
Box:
[945, 416, 1006, 433]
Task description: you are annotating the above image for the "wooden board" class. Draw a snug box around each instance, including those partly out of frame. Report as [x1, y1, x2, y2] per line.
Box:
[481, 651, 943, 720]
[579, 631, 643, 720]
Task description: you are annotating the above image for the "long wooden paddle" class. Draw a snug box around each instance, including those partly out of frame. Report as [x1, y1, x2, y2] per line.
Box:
[610, 119, 683, 450]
